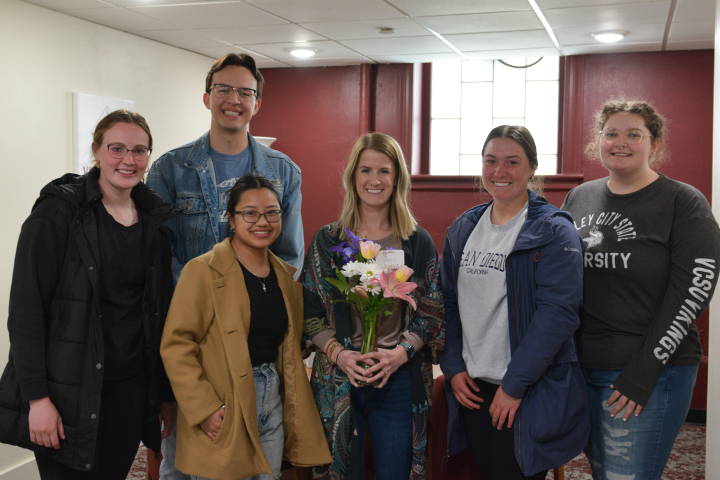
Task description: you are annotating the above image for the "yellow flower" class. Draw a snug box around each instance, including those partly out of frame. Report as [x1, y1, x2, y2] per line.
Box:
[359, 241, 381, 260]
[395, 266, 414, 282]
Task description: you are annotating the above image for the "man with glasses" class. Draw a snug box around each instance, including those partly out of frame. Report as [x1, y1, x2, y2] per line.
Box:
[147, 53, 303, 480]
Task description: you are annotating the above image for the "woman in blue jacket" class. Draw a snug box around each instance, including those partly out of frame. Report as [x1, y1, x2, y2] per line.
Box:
[440, 125, 590, 479]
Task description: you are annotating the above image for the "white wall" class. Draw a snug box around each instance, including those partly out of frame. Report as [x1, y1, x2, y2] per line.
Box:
[709, 1, 720, 476]
[0, 0, 214, 475]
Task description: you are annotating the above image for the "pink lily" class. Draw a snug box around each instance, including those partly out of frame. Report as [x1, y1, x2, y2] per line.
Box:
[354, 285, 368, 299]
[378, 271, 418, 309]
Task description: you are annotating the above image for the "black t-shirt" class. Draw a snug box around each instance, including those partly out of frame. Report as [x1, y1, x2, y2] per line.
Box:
[562, 174, 720, 405]
[96, 202, 145, 381]
[240, 261, 288, 366]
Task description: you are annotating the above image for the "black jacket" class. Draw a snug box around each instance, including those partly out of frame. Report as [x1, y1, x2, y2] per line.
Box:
[0, 169, 180, 470]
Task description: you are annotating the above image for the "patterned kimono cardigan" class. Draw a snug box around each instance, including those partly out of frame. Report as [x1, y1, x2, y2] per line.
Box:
[301, 222, 445, 480]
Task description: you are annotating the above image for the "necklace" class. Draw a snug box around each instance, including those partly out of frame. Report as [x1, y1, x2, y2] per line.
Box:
[231, 241, 269, 292]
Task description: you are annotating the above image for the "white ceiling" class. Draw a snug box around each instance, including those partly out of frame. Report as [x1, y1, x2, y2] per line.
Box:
[22, 0, 715, 68]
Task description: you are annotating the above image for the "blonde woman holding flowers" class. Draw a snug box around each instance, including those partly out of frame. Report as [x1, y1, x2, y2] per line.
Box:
[301, 133, 444, 480]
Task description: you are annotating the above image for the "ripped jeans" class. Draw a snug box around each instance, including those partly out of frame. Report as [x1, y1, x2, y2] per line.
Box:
[583, 365, 698, 480]
[191, 363, 284, 480]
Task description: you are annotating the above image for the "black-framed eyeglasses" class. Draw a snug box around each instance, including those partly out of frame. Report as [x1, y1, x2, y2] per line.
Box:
[229, 210, 282, 223]
[104, 144, 152, 161]
[211, 83, 257, 101]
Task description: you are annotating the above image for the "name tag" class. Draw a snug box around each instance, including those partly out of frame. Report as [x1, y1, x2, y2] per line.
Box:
[375, 250, 405, 270]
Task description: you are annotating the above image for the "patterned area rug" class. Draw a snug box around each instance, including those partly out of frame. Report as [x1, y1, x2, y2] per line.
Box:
[126, 424, 706, 479]
[547, 424, 705, 480]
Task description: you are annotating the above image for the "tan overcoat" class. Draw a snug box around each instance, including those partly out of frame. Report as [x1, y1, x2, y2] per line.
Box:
[160, 238, 331, 480]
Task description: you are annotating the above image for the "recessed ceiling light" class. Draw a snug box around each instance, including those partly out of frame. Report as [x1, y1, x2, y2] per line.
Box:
[592, 31, 627, 43]
[289, 48, 317, 58]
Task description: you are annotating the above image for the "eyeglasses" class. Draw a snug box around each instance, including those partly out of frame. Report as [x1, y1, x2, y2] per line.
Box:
[600, 130, 653, 145]
[105, 144, 152, 161]
[210, 83, 257, 101]
[229, 210, 282, 223]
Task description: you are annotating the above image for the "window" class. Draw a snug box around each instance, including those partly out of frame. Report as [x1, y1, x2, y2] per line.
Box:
[430, 58, 560, 176]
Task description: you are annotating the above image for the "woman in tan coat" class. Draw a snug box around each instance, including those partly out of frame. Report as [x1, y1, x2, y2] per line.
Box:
[161, 174, 331, 480]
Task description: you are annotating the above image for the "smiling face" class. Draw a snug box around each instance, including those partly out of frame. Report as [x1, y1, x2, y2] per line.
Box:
[204, 65, 261, 137]
[599, 112, 657, 178]
[354, 149, 396, 212]
[482, 137, 536, 209]
[93, 122, 150, 195]
[228, 187, 282, 253]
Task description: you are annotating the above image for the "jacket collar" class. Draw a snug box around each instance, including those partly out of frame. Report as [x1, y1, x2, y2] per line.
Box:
[449, 190, 570, 252]
[37, 168, 180, 223]
[208, 237, 297, 280]
[184, 131, 272, 177]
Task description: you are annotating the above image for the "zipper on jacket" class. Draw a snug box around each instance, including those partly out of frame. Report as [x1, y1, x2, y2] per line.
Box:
[442, 402, 461, 470]
[444, 229, 461, 461]
[506, 256, 524, 473]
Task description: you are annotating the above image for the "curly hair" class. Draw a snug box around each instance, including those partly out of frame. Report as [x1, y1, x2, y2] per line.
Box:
[585, 99, 668, 167]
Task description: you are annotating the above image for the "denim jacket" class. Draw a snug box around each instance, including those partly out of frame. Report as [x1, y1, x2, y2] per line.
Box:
[440, 191, 590, 476]
[147, 131, 303, 283]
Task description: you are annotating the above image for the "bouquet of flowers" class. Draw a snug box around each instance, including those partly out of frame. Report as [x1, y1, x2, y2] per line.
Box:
[327, 228, 418, 385]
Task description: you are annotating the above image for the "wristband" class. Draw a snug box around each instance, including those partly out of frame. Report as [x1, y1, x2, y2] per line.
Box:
[398, 342, 415, 360]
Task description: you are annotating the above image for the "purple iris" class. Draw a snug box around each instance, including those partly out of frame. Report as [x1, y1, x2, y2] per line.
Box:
[329, 228, 364, 264]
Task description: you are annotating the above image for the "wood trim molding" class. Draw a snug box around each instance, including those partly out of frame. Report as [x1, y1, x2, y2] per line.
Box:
[419, 63, 432, 175]
[560, 56, 586, 175]
[359, 63, 373, 135]
[410, 174, 584, 192]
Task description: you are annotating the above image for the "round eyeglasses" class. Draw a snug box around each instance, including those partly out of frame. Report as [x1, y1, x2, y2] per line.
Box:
[104, 144, 151, 161]
[600, 130, 653, 145]
[229, 210, 282, 223]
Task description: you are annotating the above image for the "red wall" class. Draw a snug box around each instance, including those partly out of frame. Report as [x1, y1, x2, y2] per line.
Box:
[253, 52, 714, 408]
[251, 66, 363, 248]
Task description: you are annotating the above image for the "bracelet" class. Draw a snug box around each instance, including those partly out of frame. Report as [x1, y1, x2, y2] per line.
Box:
[326, 341, 341, 365]
[334, 348, 346, 364]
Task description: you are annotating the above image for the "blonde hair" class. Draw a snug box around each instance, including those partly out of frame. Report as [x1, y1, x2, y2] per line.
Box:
[339, 133, 417, 240]
[585, 99, 668, 167]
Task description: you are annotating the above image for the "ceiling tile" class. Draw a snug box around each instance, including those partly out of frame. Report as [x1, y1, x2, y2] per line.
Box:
[665, 39, 714, 50]
[243, 41, 367, 61]
[463, 48, 559, 60]
[135, 29, 229, 48]
[128, 2, 286, 29]
[241, 0, 404, 23]
[369, 52, 465, 63]
[59, 7, 177, 32]
[417, 11, 544, 35]
[186, 45, 291, 67]
[554, 23, 665, 46]
[340, 36, 454, 56]
[299, 18, 430, 40]
[107, 0, 232, 5]
[536, 0, 657, 8]
[386, 0, 531, 17]
[672, 0, 715, 22]
[668, 21, 715, 42]
[444, 30, 555, 52]
[23, 0, 112, 9]
[562, 42, 662, 55]
[543, 2, 671, 29]
[284, 57, 370, 67]
[197, 24, 325, 45]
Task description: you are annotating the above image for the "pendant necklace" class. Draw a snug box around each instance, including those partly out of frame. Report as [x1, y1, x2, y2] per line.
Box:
[232, 242, 269, 292]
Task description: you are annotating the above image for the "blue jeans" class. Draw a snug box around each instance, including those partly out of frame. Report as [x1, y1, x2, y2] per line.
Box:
[583, 365, 698, 480]
[190, 363, 284, 480]
[350, 363, 413, 480]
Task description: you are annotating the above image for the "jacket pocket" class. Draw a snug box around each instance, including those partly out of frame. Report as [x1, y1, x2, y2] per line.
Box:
[177, 195, 209, 253]
[213, 391, 235, 447]
[526, 362, 585, 443]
